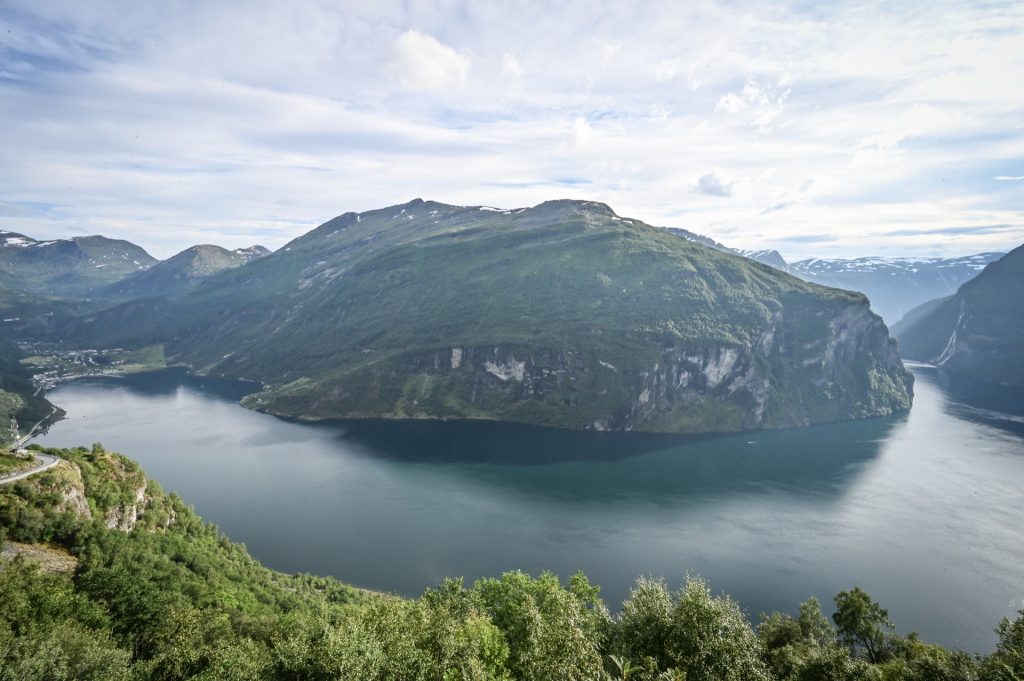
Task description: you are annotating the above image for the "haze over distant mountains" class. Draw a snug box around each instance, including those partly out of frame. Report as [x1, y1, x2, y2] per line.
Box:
[0, 230, 268, 301]
[664, 227, 1004, 324]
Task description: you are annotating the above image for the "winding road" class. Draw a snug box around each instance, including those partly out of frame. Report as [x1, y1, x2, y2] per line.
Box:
[0, 454, 59, 485]
[0, 406, 62, 485]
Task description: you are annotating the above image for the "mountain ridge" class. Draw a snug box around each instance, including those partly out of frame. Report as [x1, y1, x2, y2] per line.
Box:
[58, 198, 913, 434]
[105, 243, 269, 298]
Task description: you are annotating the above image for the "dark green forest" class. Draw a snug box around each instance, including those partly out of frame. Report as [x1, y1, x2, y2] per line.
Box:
[1, 445, 1021, 680]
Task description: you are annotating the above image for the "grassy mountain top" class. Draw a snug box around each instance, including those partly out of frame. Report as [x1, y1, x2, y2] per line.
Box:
[1, 444, 1019, 679]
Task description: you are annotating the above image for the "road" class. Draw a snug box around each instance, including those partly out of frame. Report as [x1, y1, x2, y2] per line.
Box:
[11, 406, 60, 450]
[0, 454, 59, 485]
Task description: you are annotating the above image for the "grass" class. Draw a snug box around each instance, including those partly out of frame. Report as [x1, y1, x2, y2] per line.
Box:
[0, 452, 35, 476]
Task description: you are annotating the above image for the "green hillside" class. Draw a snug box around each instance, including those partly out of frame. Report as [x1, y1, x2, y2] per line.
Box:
[60, 199, 912, 434]
[893, 243, 1024, 387]
[105, 244, 268, 299]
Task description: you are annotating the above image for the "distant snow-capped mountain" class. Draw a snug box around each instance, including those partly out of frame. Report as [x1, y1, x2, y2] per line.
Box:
[0, 229, 157, 296]
[663, 226, 1004, 324]
[784, 254, 1004, 323]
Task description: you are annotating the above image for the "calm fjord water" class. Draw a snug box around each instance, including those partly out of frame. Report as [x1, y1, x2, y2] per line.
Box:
[38, 365, 1024, 651]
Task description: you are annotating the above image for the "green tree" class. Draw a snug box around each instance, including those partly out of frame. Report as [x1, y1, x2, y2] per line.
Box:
[799, 597, 835, 647]
[472, 570, 607, 681]
[0, 624, 132, 681]
[615, 575, 674, 672]
[833, 587, 893, 663]
[666, 576, 770, 681]
[981, 611, 1024, 681]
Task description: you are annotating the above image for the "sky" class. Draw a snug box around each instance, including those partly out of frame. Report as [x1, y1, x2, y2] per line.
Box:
[0, 0, 1022, 260]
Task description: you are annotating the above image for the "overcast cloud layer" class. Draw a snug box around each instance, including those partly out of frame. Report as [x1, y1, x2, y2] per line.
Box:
[1, 0, 1022, 259]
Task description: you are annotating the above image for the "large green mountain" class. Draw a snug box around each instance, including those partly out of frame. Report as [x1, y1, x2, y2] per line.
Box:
[105, 243, 269, 299]
[61, 199, 912, 433]
[893, 243, 1024, 387]
[0, 230, 157, 297]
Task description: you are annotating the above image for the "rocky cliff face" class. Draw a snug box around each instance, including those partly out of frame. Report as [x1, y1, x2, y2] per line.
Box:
[894, 243, 1024, 387]
[55, 461, 92, 519]
[245, 300, 911, 434]
[0, 447, 175, 533]
[104, 478, 149, 531]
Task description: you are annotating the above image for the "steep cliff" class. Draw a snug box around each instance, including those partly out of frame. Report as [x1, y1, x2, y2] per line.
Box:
[893, 243, 1024, 387]
[0, 445, 176, 535]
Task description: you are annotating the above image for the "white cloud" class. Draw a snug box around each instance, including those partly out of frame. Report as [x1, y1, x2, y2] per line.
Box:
[390, 30, 470, 92]
[654, 58, 699, 89]
[0, 0, 1022, 259]
[695, 172, 735, 197]
[598, 39, 622, 67]
[716, 79, 790, 131]
[500, 52, 522, 84]
[653, 58, 680, 83]
[716, 92, 745, 114]
[571, 117, 594, 148]
[994, 176, 1024, 181]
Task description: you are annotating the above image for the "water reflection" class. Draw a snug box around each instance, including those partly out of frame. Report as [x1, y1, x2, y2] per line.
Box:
[918, 364, 1024, 436]
[327, 415, 898, 506]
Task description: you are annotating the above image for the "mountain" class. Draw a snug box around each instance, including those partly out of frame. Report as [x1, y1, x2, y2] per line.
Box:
[892, 244, 1024, 387]
[663, 226, 1001, 324]
[105, 243, 269, 298]
[232, 244, 271, 260]
[738, 249, 789, 271]
[786, 254, 1004, 324]
[62, 199, 912, 434]
[0, 230, 157, 297]
[663, 227, 731, 252]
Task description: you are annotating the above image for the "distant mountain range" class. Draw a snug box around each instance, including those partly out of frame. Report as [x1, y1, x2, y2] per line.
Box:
[0, 229, 157, 297]
[662, 227, 1003, 324]
[893, 244, 1024, 387]
[782, 254, 1004, 324]
[48, 199, 912, 434]
[0, 228, 268, 302]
